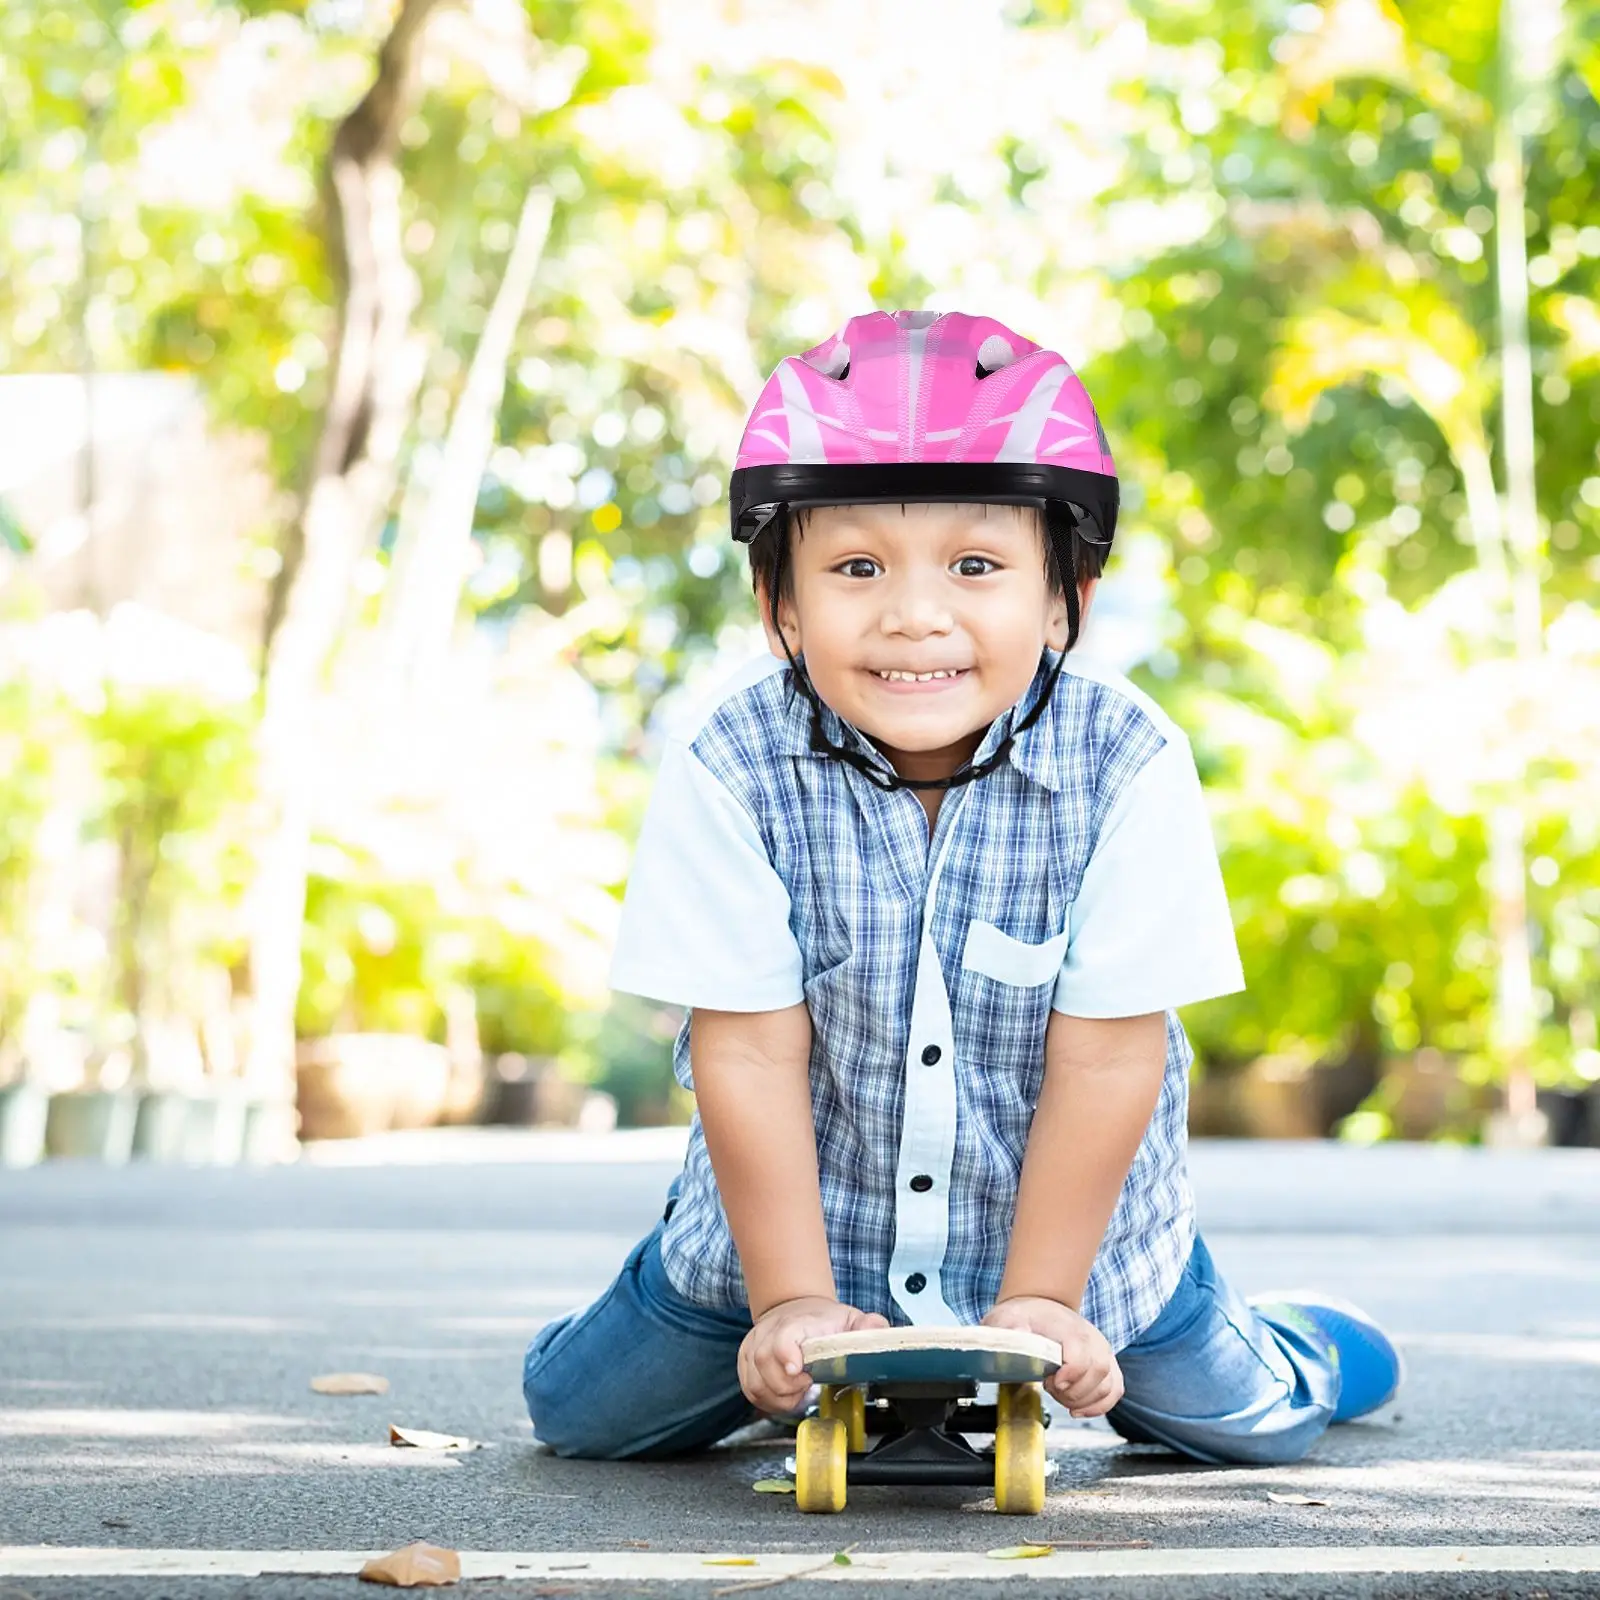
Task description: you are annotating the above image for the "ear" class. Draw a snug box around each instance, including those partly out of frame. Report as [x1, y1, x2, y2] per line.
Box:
[755, 577, 802, 661]
[1046, 576, 1099, 652]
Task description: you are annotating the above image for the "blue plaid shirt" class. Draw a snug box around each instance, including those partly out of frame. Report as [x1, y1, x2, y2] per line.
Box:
[609, 652, 1245, 1351]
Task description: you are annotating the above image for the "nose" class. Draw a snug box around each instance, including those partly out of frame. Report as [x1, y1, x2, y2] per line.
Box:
[881, 574, 953, 640]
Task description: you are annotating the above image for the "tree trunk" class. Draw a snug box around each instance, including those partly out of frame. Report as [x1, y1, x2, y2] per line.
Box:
[243, 0, 443, 1094]
[379, 186, 554, 686]
[1487, 0, 1551, 1128]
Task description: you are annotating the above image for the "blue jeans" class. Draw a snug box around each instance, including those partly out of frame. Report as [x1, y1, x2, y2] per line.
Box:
[522, 1209, 1339, 1465]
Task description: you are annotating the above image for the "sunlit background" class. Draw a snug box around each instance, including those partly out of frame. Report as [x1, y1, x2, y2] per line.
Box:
[1, 0, 1598, 1165]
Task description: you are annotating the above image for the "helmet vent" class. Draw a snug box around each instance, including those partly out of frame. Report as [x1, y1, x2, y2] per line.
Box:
[807, 340, 851, 380]
[975, 333, 1016, 377]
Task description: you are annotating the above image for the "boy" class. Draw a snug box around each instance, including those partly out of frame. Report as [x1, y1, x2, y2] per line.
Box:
[524, 310, 1400, 1464]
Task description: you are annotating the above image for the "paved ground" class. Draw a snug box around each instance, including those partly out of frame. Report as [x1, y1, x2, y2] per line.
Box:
[1, 1133, 1598, 1598]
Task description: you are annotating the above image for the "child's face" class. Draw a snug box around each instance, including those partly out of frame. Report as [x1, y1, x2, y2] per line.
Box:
[760, 502, 1096, 783]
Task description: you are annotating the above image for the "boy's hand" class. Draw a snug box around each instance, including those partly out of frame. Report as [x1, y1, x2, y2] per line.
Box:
[738, 1296, 890, 1415]
[983, 1296, 1124, 1417]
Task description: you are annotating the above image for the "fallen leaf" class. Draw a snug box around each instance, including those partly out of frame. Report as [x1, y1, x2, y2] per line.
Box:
[704, 1557, 758, 1567]
[389, 1426, 480, 1452]
[312, 1372, 389, 1396]
[986, 1544, 1055, 1561]
[751, 1478, 795, 1494]
[358, 1542, 460, 1588]
[833, 1550, 852, 1566]
[1266, 1491, 1328, 1506]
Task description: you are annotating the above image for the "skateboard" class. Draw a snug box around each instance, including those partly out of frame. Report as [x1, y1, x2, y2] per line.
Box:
[790, 1326, 1061, 1515]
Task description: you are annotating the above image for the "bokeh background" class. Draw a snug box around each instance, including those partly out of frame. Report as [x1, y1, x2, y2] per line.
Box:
[2, 0, 1599, 1167]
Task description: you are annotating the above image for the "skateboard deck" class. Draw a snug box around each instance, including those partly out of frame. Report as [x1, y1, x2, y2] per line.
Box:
[801, 1325, 1062, 1386]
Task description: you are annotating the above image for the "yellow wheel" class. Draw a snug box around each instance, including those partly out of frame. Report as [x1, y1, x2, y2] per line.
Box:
[819, 1385, 867, 1454]
[794, 1416, 848, 1513]
[994, 1382, 1046, 1515]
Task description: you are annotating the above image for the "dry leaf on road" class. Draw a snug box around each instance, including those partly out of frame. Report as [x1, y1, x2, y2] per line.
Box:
[389, 1426, 481, 1451]
[704, 1557, 758, 1567]
[986, 1544, 1054, 1560]
[1266, 1491, 1329, 1506]
[358, 1542, 461, 1587]
[311, 1373, 390, 1396]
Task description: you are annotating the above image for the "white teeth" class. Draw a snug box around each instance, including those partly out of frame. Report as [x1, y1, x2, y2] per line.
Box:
[874, 668, 962, 682]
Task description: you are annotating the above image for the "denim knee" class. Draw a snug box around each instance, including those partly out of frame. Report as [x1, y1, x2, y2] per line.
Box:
[1189, 1414, 1326, 1467]
[520, 1222, 753, 1459]
[523, 1335, 634, 1458]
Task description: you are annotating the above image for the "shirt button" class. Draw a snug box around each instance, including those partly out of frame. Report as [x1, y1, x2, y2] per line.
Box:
[905, 1273, 927, 1294]
[909, 1174, 934, 1193]
[920, 1044, 942, 1065]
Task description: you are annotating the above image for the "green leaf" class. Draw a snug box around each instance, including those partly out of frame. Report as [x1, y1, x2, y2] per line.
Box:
[751, 1478, 795, 1495]
[986, 1545, 1054, 1561]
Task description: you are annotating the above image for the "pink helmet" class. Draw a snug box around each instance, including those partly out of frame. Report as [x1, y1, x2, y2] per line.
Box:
[729, 309, 1117, 550]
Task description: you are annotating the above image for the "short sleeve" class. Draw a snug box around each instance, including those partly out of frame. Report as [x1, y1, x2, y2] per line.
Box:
[1051, 735, 1245, 1019]
[608, 737, 806, 1012]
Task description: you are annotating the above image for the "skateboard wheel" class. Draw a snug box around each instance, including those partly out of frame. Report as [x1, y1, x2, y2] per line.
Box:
[819, 1385, 867, 1453]
[794, 1416, 848, 1513]
[994, 1383, 1045, 1515]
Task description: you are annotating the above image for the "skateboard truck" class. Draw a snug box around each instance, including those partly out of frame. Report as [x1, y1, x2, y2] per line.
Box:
[789, 1328, 1062, 1514]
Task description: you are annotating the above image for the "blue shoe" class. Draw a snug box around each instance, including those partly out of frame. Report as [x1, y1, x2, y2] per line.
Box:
[1250, 1293, 1403, 1423]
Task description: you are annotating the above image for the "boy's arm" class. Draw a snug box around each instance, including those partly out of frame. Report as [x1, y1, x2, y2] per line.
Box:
[997, 1008, 1168, 1310]
[690, 1002, 835, 1318]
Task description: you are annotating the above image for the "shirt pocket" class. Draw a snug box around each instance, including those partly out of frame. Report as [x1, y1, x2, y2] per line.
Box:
[960, 919, 1072, 988]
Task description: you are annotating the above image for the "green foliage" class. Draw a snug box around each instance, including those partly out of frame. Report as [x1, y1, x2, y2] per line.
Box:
[298, 838, 578, 1063]
[6, 0, 1598, 1129]
[297, 843, 465, 1039]
[576, 995, 687, 1126]
[87, 681, 258, 1028]
[408, 48, 849, 728]
[0, 671, 69, 1055]
[1069, 0, 1600, 1098]
[466, 915, 568, 1061]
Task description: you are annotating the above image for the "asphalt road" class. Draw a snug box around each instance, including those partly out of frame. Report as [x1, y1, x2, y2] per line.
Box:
[1, 1132, 1598, 1599]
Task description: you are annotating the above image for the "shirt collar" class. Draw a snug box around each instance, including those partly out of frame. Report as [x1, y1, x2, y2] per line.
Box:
[773, 656, 1066, 793]
[1001, 656, 1068, 793]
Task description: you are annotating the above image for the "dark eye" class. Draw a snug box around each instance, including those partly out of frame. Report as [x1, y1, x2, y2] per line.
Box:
[838, 558, 880, 579]
[954, 556, 996, 577]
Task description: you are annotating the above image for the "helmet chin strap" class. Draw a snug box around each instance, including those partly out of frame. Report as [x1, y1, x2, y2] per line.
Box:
[766, 508, 1080, 794]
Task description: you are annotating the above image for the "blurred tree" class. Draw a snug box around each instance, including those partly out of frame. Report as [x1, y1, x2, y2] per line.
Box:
[0, 0, 852, 1091]
[1041, 0, 1600, 1109]
[248, 0, 442, 1091]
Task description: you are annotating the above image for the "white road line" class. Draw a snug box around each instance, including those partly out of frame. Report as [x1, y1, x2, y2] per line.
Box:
[3, 1546, 1600, 1581]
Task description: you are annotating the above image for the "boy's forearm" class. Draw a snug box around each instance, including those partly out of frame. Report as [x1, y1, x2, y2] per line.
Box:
[690, 1003, 836, 1319]
[997, 1010, 1168, 1311]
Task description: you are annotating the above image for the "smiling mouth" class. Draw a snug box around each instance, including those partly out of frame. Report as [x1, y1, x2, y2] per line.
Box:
[870, 668, 969, 684]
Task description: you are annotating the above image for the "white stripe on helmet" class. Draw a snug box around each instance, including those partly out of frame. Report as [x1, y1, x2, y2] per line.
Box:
[995, 361, 1071, 462]
[905, 322, 928, 462]
[775, 360, 826, 463]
